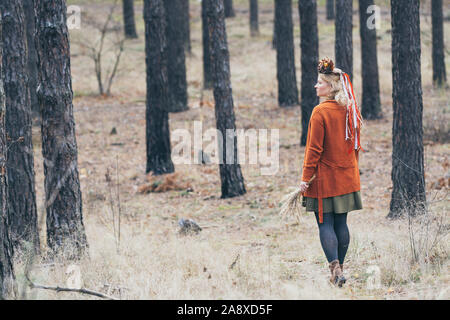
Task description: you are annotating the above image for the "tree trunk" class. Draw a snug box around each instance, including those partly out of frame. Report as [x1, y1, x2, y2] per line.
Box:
[0, 14, 17, 300]
[182, 0, 191, 54]
[34, 0, 88, 259]
[123, 0, 138, 39]
[326, 0, 334, 20]
[144, 0, 175, 175]
[0, 0, 39, 254]
[224, 0, 235, 18]
[202, 0, 213, 89]
[250, 0, 259, 36]
[359, 0, 381, 119]
[275, 0, 299, 107]
[388, 0, 426, 219]
[335, 0, 353, 81]
[206, 0, 246, 198]
[164, 0, 188, 113]
[23, 0, 40, 121]
[432, 0, 446, 86]
[298, 0, 319, 146]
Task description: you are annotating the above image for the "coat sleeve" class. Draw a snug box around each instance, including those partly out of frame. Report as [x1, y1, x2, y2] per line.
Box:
[301, 109, 324, 182]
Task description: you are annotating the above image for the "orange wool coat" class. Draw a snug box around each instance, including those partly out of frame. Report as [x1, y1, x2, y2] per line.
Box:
[301, 99, 361, 223]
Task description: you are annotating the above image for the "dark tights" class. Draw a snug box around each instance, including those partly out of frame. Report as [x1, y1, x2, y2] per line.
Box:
[314, 212, 350, 264]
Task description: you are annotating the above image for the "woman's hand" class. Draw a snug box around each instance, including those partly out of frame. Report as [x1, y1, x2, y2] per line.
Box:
[299, 181, 310, 193]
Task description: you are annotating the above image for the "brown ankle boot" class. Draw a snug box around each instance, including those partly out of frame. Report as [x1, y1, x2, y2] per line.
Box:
[328, 260, 346, 287]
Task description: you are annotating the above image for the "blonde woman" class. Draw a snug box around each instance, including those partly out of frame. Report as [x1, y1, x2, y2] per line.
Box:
[299, 58, 363, 287]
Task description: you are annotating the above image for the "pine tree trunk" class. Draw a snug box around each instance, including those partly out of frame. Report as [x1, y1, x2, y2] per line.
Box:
[0, 0, 39, 253]
[0, 14, 16, 300]
[182, 0, 191, 54]
[34, 0, 88, 259]
[275, 0, 299, 107]
[250, 0, 259, 36]
[206, 0, 246, 198]
[359, 0, 381, 119]
[388, 0, 426, 219]
[23, 0, 40, 120]
[335, 0, 353, 81]
[298, 0, 319, 146]
[432, 0, 446, 86]
[144, 0, 175, 175]
[202, 0, 213, 89]
[164, 0, 188, 113]
[123, 0, 138, 39]
[326, 0, 335, 20]
[224, 0, 235, 18]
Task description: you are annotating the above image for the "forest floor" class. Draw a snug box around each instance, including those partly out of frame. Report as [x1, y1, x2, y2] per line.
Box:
[16, 0, 449, 299]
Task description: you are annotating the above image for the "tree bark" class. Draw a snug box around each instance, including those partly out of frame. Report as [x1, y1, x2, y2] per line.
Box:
[298, 0, 319, 146]
[34, 0, 88, 259]
[250, 0, 259, 36]
[23, 0, 40, 120]
[388, 0, 426, 219]
[164, 0, 188, 113]
[0, 0, 39, 254]
[359, 0, 381, 119]
[144, 0, 175, 175]
[275, 0, 299, 107]
[0, 14, 17, 300]
[224, 0, 235, 18]
[272, 4, 276, 49]
[432, 0, 446, 86]
[123, 0, 138, 39]
[335, 0, 353, 81]
[202, 0, 213, 89]
[206, 0, 246, 198]
[182, 0, 191, 54]
[326, 0, 335, 20]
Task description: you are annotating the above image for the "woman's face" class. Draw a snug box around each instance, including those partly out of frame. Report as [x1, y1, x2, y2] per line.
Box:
[315, 76, 331, 98]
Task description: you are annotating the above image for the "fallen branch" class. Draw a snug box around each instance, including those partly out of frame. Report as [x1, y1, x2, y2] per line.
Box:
[27, 275, 118, 300]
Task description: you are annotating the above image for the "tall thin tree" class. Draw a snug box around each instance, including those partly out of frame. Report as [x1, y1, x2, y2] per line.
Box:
[34, 0, 88, 258]
[123, 0, 138, 39]
[182, 0, 191, 54]
[272, 5, 277, 49]
[275, 0, 299, 107]
[164, 0, 188, 113]
[23, 0, 40, 120]
[326, 0, 335, 20]
[224, 0, 235, 18]
[298, 0, 319, 146]
[432, 0, 446, 86]
[388, 0, 426, 219]
[206, 0, 246, 198]
[0, 14, 16, 300]
[202, 0, 213, 89]
[0, 0, 39, 253]
[359, 0, 381, 119]
[335, 0, 353, 80]
[250, 0, 259, 36]
[144, 0, 175, 175]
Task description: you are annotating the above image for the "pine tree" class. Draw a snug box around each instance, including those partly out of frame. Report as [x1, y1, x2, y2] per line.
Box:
[123, 0, 138, 39]
[144, 0, 175, 175]
[335, 0, 353, 80]
[206, 0, 246, 198]
[388, 0, 426, 219]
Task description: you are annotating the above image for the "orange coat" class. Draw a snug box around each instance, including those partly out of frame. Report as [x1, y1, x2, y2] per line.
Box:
[301, 99, 361, 223]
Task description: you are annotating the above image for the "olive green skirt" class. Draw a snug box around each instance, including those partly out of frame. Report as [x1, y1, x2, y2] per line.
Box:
[302, 191, 363, 214]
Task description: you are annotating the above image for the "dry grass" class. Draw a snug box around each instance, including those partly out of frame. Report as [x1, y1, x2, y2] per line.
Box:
[16, 1, 450, 299]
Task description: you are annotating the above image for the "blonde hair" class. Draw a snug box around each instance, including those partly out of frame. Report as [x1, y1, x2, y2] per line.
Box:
[318, 68, 349, 107]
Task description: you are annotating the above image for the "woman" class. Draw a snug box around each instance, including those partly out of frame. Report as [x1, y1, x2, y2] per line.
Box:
[299, 57, 363, 287]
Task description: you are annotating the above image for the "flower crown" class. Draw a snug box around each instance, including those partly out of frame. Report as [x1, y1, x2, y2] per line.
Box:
[318, 57, 336, 74]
